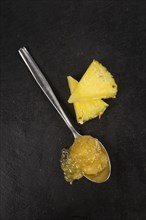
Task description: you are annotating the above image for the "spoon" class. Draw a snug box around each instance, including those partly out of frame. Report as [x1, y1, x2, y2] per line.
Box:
[18, 47, 111, 183]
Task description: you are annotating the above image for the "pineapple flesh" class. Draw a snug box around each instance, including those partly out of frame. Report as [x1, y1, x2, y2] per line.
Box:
[67, 76, 108, 124]
[68, 60, 118, 103]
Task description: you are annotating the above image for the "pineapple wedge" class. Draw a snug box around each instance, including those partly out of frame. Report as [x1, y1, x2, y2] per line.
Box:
[68, 60, 117, 103]
[67, 76, 108, 124]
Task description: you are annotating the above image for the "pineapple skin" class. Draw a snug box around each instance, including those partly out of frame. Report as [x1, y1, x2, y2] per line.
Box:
[68, 60, 118, 103]
[67, 76, 108, 124]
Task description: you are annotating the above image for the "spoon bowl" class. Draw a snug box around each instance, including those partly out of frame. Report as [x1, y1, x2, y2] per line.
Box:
[84, 140, 111, 183]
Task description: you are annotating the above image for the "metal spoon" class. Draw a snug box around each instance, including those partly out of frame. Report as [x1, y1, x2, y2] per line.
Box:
[18, 47, 111, 183]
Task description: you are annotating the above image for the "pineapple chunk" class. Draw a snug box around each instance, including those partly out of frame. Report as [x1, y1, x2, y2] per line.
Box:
[68, 60, 117, 103]
[67, 76, 108, 124]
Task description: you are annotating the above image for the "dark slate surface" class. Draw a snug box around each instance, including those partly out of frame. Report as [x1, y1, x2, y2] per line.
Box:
[0, 0, 145, 220]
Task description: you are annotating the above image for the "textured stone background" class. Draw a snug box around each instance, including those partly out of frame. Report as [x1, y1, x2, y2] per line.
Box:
[0, 0, 145, 219]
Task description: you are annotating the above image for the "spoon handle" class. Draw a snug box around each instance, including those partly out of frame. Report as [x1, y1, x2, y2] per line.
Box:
[18, 47, 80, 139]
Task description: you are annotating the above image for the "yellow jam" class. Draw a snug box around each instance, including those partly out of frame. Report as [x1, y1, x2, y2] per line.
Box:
[60, 135, 109, 184]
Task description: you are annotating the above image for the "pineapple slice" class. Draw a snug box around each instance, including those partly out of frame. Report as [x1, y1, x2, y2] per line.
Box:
[68, 60, 118, 103]
[67, 76, 108, 124]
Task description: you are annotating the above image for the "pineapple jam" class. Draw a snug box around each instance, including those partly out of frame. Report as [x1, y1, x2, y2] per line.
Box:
[60, 135, 109, 184]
